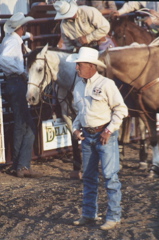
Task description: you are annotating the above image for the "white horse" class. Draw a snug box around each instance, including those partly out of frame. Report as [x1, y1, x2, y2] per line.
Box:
[26, 45, 83, 178]
[27, 44, 81, 130]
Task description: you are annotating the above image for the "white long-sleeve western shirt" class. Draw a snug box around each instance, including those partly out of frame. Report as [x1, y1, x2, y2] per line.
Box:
[0, 32, 24, 76]
[118, 1, 159, 25]
[72, 72, 128, 133]
[118, 1, 159, 15]
[118, 1, 146, 15]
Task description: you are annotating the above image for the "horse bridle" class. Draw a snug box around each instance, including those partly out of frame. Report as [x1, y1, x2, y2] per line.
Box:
[28, 54, 77, 125]
[28, 55, 53, 93]
[28, 55, 77, 95]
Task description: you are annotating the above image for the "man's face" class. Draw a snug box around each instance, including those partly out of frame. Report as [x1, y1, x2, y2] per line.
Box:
[22, 24, 27, 35]
[76, 62, 93, 79]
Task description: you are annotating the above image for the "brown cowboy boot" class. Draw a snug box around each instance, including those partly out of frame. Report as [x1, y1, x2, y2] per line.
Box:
[16, 168, 42, 178]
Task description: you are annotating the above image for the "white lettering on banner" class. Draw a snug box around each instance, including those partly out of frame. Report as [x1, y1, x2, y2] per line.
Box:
[42, 118, 72, 151]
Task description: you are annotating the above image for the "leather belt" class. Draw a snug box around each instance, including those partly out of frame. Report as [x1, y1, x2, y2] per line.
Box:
[5, 73, 19, 79]
[83, 122, 110, 134]
[6, 73, 28, 81]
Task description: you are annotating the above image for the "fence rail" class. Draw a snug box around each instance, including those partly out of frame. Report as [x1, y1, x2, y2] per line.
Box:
[0, 16, 61, 49]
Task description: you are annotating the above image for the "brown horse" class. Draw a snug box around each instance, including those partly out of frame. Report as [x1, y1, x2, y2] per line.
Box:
[109, 16, 156, 46]
[99, 43, 159, 177]
[107, 16, 158, 167]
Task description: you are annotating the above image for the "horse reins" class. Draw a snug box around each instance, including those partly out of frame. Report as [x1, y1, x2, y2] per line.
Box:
[120, 45, 157, 121]
[28, 56, 51, 91]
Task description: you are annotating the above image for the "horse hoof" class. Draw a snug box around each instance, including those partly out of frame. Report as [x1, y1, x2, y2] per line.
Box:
[139, 162, 148, 170]
[148, 170, 159, 179]
[70, 171, 82, 180]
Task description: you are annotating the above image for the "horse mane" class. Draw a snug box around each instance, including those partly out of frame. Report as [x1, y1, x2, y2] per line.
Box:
[27, 47, 74, 70]
[27, 48, 43, 70]
[107, 41, 159, 53]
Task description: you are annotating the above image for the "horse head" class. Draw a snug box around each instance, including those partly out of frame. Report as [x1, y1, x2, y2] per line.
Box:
[109, 17, 155, 46]
[26, 44, 60, 105]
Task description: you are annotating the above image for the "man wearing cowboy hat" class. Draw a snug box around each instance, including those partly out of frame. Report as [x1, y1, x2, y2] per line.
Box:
[66, 47, 128, 230]
[53, 0, 112, 51]
[0, 12, 42, 178]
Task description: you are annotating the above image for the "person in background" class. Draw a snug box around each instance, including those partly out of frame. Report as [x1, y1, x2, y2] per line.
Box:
[113, 1, 146, 16]
[77, 1, 117, 15]
[113, 1, 159, 30]
[31, 0, 54, 7]
[66, 47, 128, 230]
[143, 2, 159, 30]
[0, 12, 42, 178]
[53, 1, 113, 51]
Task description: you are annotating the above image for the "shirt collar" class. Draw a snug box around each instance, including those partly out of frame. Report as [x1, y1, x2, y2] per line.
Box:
[82, 72, 100, 84]
[90, 71, 99, 81]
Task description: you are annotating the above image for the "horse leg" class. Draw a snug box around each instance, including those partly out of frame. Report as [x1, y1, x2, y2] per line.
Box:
[149, 144, 159, 177]
[71, 137, 82, 170]
[139, 112, 159, 178]
[118, 117, 131, 169]
[61, 112, 82, 179]
[148, 119, 159, 178]
[138, 118, 148, 169]
[57, 87, 82, 179]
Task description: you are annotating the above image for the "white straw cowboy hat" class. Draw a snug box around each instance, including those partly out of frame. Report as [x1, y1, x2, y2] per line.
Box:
[66, 47, 106, 68]
[53, 1, 78, 20]
[4, 12, 34, 34]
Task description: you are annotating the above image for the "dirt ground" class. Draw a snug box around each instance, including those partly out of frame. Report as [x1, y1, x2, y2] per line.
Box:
[0, 142, 159, 240]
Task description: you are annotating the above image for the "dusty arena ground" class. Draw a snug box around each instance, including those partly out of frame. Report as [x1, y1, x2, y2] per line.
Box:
[1, 142, 159, 240]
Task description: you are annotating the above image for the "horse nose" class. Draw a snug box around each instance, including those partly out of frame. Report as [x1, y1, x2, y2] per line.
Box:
[31, 96, 36, 102]
[28, 96, 36, 104]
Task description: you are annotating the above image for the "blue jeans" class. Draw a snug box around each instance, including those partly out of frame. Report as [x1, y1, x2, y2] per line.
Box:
[6, 76, 35, 170]
[81, 129, 121, 222]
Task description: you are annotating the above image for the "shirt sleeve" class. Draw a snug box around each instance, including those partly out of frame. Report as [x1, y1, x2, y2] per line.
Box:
[72, 114, 82, 133]
[72, 84, 82, 132]
[0, 38, 24, 75]
[105, 80, 128, 133]
[118, 1, 146, 15]
[84, 7, 110, 43]
[22, 32, 31, 40]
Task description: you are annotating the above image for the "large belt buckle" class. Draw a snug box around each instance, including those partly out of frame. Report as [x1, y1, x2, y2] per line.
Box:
[87, 127, 96, 134]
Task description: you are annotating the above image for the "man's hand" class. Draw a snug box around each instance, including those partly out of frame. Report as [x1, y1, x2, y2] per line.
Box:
[76, 36, 88, 45]
[144, 17, 152, 26]
[100, 130, 111, 145]
[29, 33, 34, 41]
[73, 130, 85, 141]
[149, 9, 159, 17]
[112, 11, 120, 17]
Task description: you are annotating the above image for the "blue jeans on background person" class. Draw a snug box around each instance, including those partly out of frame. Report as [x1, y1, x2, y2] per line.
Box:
[5, 75, 35, 171]
[81, 129, 121, 222]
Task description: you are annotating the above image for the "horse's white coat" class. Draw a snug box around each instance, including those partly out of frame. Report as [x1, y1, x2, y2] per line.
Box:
[27, 45, 81, 104]
[26, 45, 81, 132]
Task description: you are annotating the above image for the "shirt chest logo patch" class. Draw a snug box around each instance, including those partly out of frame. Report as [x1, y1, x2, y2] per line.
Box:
[93, 87, 102, 95]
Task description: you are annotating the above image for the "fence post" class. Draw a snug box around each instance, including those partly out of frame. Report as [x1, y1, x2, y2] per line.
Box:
[0, 83, 5, 163]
